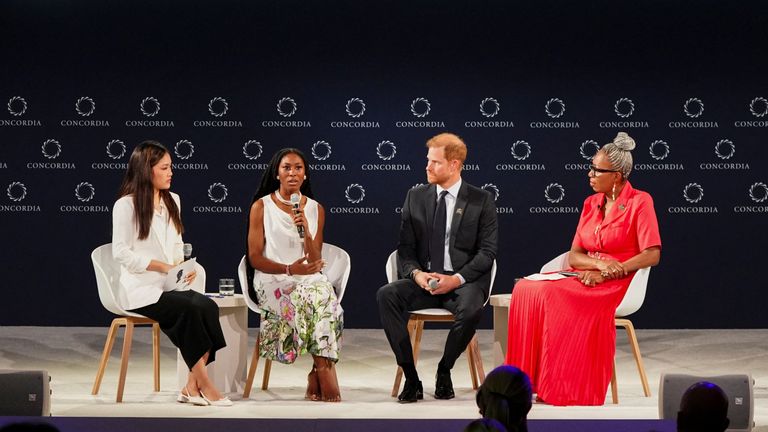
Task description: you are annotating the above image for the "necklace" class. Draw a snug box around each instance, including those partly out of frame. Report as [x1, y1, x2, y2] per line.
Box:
[273, 190, 300, 206]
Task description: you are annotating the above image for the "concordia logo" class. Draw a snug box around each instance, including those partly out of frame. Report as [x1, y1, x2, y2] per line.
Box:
[363, 140, 410, 171]
[2, 181, 39, 212]
[482, 183, 513, 214]
[75, 182, 95, 202]
[310, 140, 346, 171]
[7, 96, 27, 116]
[76, 96, 96, 117]
[733, 96, 768, 128]
[396, 97, 444, 128]
[277, 97, 298, 117]
[106, 139, 126, 160]
[614, 98, 634, 118]
[565, 140, 597, 171]
[29, 139, 75, 170]
[331, 97, 379, 128]
[174, 140, 195, 160]
[42, 139, 61, 159]
[140, 97, 160, 117]
[410, 97, 431, 118]
[193, 97, 241, 127]
[497, 140, 545, 171]
[735, 182, 768, 213]
[480, 98, 500, 118]
[173, 140, 208, 170]
[529, 183, 578, 214]
[376, 140, 397, 161]
[600, 97, 649, 129]
[61, 96, 108, 127]
[531, 98, 579, 129]
[1, 96, 41, 127]
[194, 183, 241, 213]
[331, 183, 379, 214]
[670, 97, 717, 128]
[208, 97, 228, 117]
[91, 139, 128, 170]
[61, 181, 108, 212]
[700, 139, 749, 171]
[228, 140, 267, 170]
[346, 98, 365, 118]
[7, 181, 27, 202]
[635, 139, 683, 171]
[669, 182, 717, 214]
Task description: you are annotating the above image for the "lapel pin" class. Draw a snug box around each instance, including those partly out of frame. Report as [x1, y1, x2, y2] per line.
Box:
[456, 208, 463, 215]
[619, 204, 626, 211]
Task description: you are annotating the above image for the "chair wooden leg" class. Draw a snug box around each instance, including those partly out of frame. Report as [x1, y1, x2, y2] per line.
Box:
[412, 320, 424, 366]
[92, 319, 122, 395]
[619, 318, 651, 397]
[392, 318, 418, 397]
[116, 320, 135, 403]
[469, 335, 485, 388]
[261, 359, 272, 390]
[152, 323, 160, 392]
[611, 360, 619, 404]
[467, 343, 478, 389]
[243, 334, 261, 398]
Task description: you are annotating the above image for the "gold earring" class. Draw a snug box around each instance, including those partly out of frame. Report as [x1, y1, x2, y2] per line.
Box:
[303, 175, 307, 180]
[611, 183, 616, 201]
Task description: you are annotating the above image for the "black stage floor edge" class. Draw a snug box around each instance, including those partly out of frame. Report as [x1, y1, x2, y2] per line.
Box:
[1, 417, 674, 432]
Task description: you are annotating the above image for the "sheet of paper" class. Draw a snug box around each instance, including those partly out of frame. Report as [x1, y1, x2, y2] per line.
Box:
[523, 272, 568, 281]
[163, 258, 197, 292]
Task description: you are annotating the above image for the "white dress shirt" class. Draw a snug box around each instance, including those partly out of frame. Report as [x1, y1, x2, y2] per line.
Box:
[435, 179, 466, 284]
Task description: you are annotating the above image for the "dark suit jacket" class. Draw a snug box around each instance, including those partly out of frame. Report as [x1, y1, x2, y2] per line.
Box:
[397, 180, 498, 288]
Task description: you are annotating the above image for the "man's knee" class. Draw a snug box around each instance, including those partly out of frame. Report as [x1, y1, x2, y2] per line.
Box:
[376, 283, 396, 305]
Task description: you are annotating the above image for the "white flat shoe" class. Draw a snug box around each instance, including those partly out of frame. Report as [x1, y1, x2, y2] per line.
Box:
[178, 386, 209, 406]
[200, 391, 233, 407]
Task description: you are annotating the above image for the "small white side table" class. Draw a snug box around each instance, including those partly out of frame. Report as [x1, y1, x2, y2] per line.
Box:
[489, 293, 512, 366]
[177, 294, 248, 394]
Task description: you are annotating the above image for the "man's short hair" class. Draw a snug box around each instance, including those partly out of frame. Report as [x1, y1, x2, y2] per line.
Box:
[426, 132, 467, 165]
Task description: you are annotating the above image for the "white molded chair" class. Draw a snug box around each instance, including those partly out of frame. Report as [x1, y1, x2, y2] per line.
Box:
[388, 251, 497, 397]
[540, 251, 651, 404]
[241, 243, 351, 397]
[91, 243, 206, 402]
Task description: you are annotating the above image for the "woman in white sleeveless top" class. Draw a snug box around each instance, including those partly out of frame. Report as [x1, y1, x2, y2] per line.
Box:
[246, 148, 343, 402]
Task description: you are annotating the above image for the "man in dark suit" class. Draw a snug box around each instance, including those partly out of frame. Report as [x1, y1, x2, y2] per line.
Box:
[377, 132, 498, 403]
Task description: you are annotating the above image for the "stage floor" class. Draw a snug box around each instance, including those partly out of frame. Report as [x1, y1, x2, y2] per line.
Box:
[1, 327, 766, 429]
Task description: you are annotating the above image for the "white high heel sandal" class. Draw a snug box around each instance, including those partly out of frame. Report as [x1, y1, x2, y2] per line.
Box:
[177, 386, 209, 406]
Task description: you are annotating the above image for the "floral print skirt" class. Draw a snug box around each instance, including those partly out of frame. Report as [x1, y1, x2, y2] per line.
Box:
[253, 274, 343, 364]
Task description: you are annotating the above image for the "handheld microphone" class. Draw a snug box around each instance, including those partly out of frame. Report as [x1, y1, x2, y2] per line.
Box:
[428, 278, 439, 291]
[183, 243, 193, 261]
[289, 193, 305, 238]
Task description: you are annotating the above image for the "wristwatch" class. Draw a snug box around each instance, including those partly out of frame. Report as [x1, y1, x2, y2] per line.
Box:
[410, 269, 422, 280]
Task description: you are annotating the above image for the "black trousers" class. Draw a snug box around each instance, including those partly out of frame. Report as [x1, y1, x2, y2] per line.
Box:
[376, 278, 486, 372]
[131, 290, 226, 371]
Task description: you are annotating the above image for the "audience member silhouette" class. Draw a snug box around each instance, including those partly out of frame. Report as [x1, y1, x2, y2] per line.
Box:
[677, 381, 730, 432]
[475, 365, 532, 432]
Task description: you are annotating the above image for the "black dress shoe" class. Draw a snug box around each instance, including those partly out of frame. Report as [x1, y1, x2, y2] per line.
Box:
[434, 371, 455, 400]
[397, 379, 423, 403]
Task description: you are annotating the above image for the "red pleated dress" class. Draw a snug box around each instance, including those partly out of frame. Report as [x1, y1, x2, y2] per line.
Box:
[505, 182, 661, 406]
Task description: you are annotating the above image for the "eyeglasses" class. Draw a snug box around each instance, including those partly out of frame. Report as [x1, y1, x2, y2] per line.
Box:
[588, 164, 620, 175]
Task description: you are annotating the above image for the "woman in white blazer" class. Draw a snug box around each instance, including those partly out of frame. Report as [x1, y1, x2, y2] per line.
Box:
[112, 141, 231, 406]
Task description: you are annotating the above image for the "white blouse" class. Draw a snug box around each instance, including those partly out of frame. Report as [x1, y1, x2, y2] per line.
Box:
[112, 193, 183, 310]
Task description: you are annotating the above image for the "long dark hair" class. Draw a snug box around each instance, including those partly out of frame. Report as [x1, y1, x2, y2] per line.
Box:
[475, 366, 532, 432]
[118, 140, 183, 240]
[245, 148, 315, 299]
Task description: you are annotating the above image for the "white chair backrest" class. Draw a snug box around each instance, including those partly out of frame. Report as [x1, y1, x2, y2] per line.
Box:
[539, 251, 650, 318]
[91, 243, 136, 317]
[239, 242, 351, 314]
[385, 250, 497, 306]
[92, 243, 209, 316]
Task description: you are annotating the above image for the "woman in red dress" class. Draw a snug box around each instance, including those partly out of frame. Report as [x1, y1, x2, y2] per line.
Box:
[505, 132, 661, 406]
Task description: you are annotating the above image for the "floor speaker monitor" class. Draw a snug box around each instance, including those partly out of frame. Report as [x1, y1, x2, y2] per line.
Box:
[659, 373, 753, 432]
[0, 370, 51, 416]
